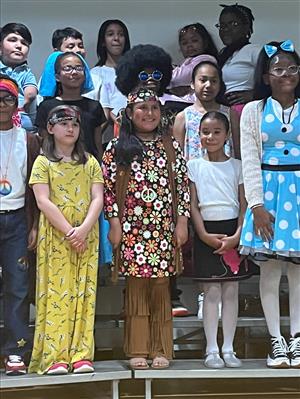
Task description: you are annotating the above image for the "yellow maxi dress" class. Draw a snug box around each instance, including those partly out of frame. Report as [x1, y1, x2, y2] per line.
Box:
[28, 155, 103, 374]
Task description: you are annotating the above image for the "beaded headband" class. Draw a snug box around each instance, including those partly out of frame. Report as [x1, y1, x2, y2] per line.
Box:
[127, 88, 159, 104]
[47, 106, 81, 125]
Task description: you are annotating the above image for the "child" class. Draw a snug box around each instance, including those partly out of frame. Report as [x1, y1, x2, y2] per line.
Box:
[36, 51, 106, 159]
[28, 105, 103, 375]
[52, 27, 86, 57]
[0, 74, 40, 375]
[173, 58, 231, 161]
[102, 88, 190, 369]
[85, 19, 130, 142]
[188, 111, 253, 368]
[0, 23, 38, 130]
[240, 41, 300, 368]
[161, 22, 219, 107]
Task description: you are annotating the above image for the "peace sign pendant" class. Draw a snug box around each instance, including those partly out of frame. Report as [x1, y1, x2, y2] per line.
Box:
[141, 187, 157, 203]
[0, 179, 12, 196]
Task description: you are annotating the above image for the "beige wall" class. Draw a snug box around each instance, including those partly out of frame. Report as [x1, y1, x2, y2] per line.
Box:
[1, 0, 300, 77]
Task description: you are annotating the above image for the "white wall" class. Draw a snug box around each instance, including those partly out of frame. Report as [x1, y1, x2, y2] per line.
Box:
[1, 0, 300, 78]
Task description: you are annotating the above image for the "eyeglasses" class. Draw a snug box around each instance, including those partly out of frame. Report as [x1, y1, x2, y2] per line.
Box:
[0, 95, 17, 106]
[215, 21, 240, 30]
[269, 65, 300, 77]
[61, 65, 85, 74]
[138, 70, 163, 82]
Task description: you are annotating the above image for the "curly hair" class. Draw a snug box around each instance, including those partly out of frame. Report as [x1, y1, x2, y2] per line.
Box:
[115, 44, 173, 96]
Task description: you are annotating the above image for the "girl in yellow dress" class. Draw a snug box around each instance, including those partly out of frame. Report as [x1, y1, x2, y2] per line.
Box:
[28, 105, 103, 375]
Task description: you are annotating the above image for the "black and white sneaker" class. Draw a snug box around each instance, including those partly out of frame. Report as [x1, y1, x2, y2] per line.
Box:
[267, 336, 290, 368]
[289, 332, 300, 368]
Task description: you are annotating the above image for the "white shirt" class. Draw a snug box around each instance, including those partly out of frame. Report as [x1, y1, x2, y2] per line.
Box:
[222, 44, 261, 93]
[85, 65, 127, 116]
[187, 157, 243, 221]
[0, 126, 27, 210]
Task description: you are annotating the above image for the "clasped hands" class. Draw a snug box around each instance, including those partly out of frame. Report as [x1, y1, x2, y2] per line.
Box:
[65, 225, 88, 253]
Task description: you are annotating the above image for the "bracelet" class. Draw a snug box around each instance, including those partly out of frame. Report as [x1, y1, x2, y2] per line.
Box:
[251, 203, 263, 210]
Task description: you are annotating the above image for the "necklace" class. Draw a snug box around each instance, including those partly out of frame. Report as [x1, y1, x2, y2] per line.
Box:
[0, 131, 15, 196]
[281, 101, 296, 125]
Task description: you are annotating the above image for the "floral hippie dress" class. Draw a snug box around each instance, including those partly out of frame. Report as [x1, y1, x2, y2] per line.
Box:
[240, 97, 300, 260]
[28, 155, 103, 374]
[102, 136, 190, 278]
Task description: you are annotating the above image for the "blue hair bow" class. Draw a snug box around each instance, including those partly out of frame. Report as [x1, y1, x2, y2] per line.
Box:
[264, 40, 295, 58]
[39, 51, 94, 97]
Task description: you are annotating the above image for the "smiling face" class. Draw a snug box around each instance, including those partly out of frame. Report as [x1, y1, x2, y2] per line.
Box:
[264, 52, 300, 97]
[218, 11, 249, 46]
[103, 23, 126, 58]
[56, 54, 85, 90]
[200, 117, 228, 156]
[128, 101, 161, 135]
[179, 27, 205, 58]
[0, 89, 18, 129]
[192, 63, 220, 103]
[59, 36, 86, 57]
[0, 32, 29, 66]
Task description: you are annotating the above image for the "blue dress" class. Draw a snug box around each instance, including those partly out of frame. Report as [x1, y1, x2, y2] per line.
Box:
[240, 97, 300, 259]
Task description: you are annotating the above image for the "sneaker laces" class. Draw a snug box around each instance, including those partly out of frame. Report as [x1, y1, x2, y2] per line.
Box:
[271, 336, 288, 357]
[289, 336, 300, 356]
[8, 355, 23, 363]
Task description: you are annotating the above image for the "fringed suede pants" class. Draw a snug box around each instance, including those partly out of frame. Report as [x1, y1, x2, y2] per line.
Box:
[124, 276, 173, 360]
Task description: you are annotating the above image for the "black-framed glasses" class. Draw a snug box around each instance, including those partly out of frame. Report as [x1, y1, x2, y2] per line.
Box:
[138, 70, 163, 82]
[269, 65, 300, 77]
[0, 95, 17, 106]
[61, 65, 85, 74]
[215, 21, 240, 30]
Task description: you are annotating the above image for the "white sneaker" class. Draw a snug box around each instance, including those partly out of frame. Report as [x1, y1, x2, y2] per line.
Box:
[289, 333, 300, 368]
[267, 336, 290, 368]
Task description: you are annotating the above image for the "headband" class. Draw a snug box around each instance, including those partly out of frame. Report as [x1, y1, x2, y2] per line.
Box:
[127, 88, 159, 104]
[264, 40, 295, 58]
[39, 51, 94, 97]
[0, 79, 19, 98]
[47, 106, 81, 125]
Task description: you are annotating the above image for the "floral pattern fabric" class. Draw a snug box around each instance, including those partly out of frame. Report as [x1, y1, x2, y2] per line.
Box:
[103, 136, 190, 278]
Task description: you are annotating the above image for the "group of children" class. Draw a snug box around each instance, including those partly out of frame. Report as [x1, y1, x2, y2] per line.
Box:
[1, 3, 300, 377]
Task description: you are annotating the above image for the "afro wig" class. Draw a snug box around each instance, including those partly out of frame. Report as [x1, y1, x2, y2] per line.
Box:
[115, 44, 173, 97]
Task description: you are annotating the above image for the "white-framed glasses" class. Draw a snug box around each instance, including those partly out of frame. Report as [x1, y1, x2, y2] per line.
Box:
[269, 65, 300, 77]
[61, 65, 84, 74]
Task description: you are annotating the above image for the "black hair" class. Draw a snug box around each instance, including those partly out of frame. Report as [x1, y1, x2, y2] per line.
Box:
[0, 73, 19, 105]
[0, 22, 32, 45]
[218, 3, 255, 68]
[115, 44, 173, 97]
[54, 51, 84, 96]
[179, 22, 219, 59]
[253, 41, 300, 103]
[115, 102, 166, 166]
[191, 61, 226, 103]
[200, 110, 230, 133]
[51, 27, 83, 50]
[95, 19, 130, 67]
[43, 105, 87, 164]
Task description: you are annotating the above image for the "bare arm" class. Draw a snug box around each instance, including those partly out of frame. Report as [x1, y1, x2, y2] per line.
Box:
[33, 183, 73, 235]
[66, 182, 103, 245]
[23, 86, 38, 112]
[172, 111, 185, 150]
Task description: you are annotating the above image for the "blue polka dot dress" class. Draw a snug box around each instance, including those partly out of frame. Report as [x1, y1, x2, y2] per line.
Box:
[240, 97, 300, 259]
